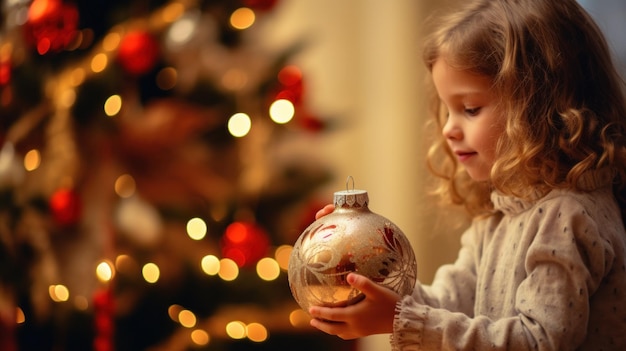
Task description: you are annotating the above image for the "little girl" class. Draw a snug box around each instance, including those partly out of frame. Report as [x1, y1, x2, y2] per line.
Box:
[307, 0, 626, 350]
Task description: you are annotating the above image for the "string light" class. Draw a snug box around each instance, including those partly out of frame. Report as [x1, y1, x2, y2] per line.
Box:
[269, 99, 295, 124]
[49, 284, 70, 302]
[227, 112, 251, 137]
[96, 260, 115, 282]
[230, 8, 255, 30]
[186, 217, 207, 240]
[256, 257, 280, 281]
[142, 262, 160, 283]
[191, 329, 210, 346]
[23, 149, 41, 171]
[225, 321, 246, 339]
[104, 94, 122, 117]
[218, 258, 239, 281]
[274, 245, 292, 270]
[246, 322, 268, 342]
[201, 255, 220, 276]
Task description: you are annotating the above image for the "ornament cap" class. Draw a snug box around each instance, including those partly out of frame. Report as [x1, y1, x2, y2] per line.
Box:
[333, 189, 369, 209]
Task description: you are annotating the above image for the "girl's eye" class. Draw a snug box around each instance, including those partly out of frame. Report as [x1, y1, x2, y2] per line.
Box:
[464, 107, 481, 116]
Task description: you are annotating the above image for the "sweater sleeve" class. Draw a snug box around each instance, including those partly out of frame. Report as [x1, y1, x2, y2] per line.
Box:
[391, 193, 615, 351]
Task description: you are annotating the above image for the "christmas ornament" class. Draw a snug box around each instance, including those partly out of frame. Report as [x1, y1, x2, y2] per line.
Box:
[49, 187, 82, 227]
[23, 0, 79, 55]
[117, 30, 160, 76]
[221, 221, 270, 268]
[288, 178, 417, 312]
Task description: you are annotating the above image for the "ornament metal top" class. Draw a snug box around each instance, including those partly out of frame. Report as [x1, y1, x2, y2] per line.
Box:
[288, 177, 417, 312]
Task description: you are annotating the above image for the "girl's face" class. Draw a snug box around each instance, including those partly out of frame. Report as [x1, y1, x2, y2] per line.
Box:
[431, 58, 505, 182]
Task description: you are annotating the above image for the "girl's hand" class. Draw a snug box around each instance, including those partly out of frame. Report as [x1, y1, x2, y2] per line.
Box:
[308, 273, 401, 340]
[315, 204, 335, 219]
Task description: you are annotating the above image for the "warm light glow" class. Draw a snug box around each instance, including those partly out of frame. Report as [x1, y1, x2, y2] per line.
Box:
[178, 309, 197, 328]
[142, 263, 160, 283]
[23, 149, 40, 171]
[156, 67, 177, 90]
[274, 245, 292, 270]
[102, 32, 121, 52]
[70, 68, 85, 86]
[246, 322, 268, 342]
[49, 284, 70, 302]
[16, 307, 25, 324]
[289, 309, 311, 327]
[190, 329, 210, 346]
[168, 304, 184, 322]
[218, 258, 239, 281]
[201, 255, 220, 276]
[114, 174, 136, 198]
[225, 321, 246, 339]
[60, 89, 76, 108]
[91, 53, 108, 73]
[256, 257, 280, 281]
[186, 217, 207, 240]
[227, 113, 251, 137]
[269, 99, 295, 124]
[161, 2, 185, 23]
[104, 94, 122, 116]
[230, 8, 255, 30]
[168, 15, 197, 44]
[96, 260, 115, 282]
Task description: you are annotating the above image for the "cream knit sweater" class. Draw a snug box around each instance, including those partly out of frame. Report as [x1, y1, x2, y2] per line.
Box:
[392, 171, 626, 350]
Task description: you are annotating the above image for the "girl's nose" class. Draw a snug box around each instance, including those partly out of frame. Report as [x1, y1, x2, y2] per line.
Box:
[442, 115, 462, 140]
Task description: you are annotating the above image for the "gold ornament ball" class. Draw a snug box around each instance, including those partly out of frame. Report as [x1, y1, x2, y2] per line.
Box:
[288, 188, 417, 312]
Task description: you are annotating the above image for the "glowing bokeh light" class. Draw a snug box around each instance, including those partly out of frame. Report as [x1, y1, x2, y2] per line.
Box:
[96, 260, 115, 282]
[191, 329, 210, 346]
[102, 32, 121, 51]
[226, 321, 246, 339]
[289, 309, 311, 327]
[274, 245, 292, 271]
[49, 284, 70, 302]
[16, 307, 25, 324]
[104, 94, 122, 117]
[178, 309, 197, 328]
[246, 322, 268, 342]
[142, 263, 160, 283]
[269, 99, 295, 124]
[256, 257, 280, 281]
[230, 8, 255, 30]
[218, 258, 239, 281]
[114, 174, 136, 198]
[23, 149, 40, 171]
[168, 304, 183, 322]
[201, 255, 220, 276]
[91, 53, 108, 73]
[227, 113, 251, 137]
[186, 217, 207, 240]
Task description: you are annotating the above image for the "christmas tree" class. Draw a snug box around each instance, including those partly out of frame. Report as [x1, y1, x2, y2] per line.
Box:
[0, 0, 352, 350]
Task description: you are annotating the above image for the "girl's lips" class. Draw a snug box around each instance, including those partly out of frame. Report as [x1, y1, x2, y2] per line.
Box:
[456, 152, 476, 162]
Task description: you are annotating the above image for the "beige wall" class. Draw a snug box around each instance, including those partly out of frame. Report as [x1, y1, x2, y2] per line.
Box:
[263, 1, 462, 349]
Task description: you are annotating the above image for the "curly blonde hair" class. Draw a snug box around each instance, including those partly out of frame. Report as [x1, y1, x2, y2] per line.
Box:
[423, 0, 626, 219]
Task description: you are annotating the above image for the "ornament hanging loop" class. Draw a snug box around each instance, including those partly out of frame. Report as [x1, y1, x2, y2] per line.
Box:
[346, 176, 355, 193]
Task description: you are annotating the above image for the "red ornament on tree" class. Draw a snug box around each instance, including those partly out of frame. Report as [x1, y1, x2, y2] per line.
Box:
[93, 288, 114, 351]
[275, 65, 304, 105]
[221, 221, 270, 268]
[23, 0, 79, 55]
[117, 31, 160, 76]
[0, 56, 11, 86]
[49, 188, 82, 227]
